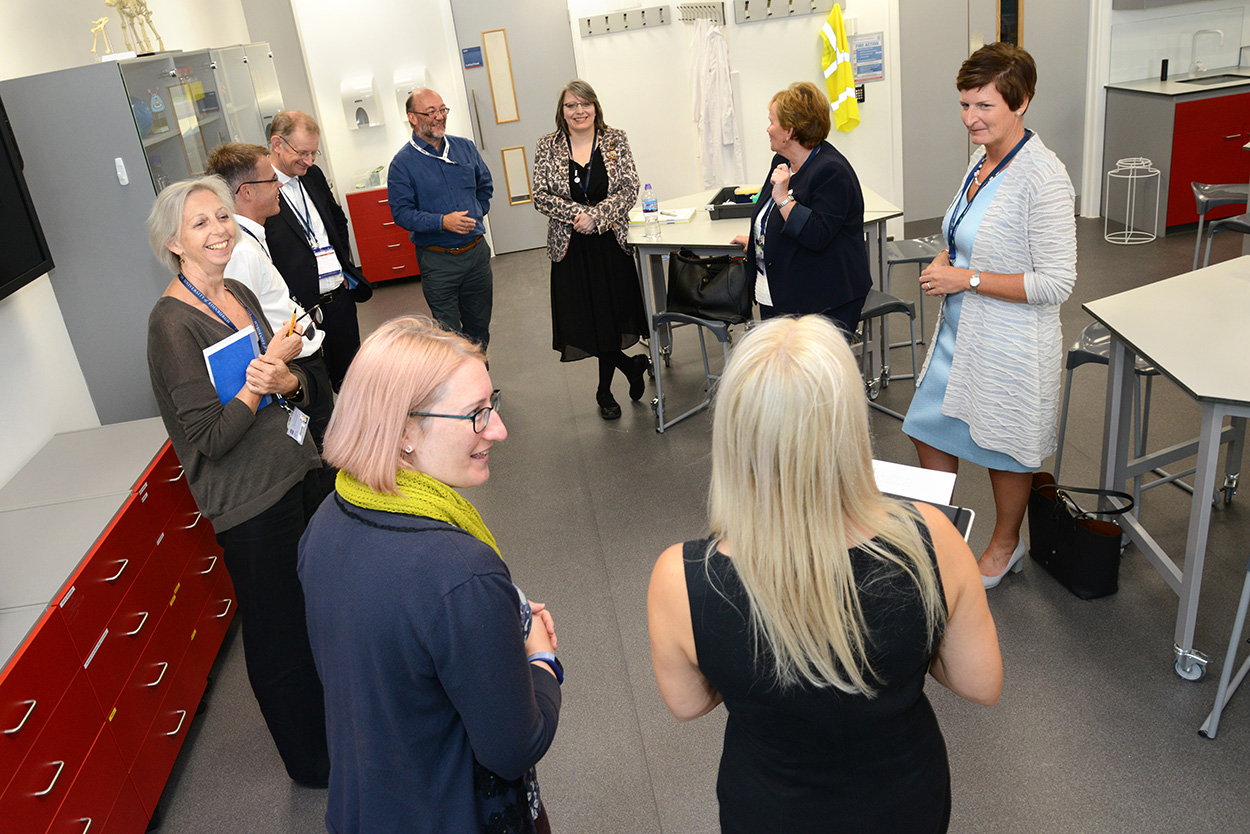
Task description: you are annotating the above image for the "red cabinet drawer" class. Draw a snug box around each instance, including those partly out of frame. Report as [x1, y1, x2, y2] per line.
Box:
[150, 490, 207, 584]
[58, 495, 155, 659]
[0, 609, 80, 795]
[82, 554, 171, 712]
[0, 669, 103, 834]
[359, 244, 420, 283]
[130, 444, 188, 543]
[100, 780, 147, 834]
[129, 665, 203, 815]
[180, 571, 236, 691]
[345, 188, 398, 228]
[46, 725, 129, 834]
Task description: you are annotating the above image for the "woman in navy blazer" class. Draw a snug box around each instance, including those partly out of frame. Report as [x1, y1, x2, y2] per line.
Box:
[732, 82, 871, 333]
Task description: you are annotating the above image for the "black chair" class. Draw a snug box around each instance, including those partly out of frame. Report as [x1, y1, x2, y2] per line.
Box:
[649, 312, 735, 433]
[857, 288, 918, 421]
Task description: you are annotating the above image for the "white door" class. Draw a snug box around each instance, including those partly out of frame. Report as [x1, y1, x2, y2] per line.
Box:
[450, 0, 579, 254]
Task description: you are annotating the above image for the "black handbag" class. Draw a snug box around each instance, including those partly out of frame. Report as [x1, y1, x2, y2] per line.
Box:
[1027, 472, 1134, 600]
[665, 248, 752, 324]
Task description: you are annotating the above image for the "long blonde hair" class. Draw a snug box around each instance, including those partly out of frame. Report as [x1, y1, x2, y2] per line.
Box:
[707, 316, 945, 695]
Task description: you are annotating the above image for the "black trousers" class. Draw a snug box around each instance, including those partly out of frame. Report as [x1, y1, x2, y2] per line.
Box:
[216, 469, 332, 785]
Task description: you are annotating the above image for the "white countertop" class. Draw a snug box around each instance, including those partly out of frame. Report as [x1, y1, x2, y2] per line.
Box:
[1106, 66, 1250, 96]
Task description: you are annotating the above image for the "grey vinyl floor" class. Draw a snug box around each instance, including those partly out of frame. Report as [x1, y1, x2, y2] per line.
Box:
[153, 219, 1250, 833]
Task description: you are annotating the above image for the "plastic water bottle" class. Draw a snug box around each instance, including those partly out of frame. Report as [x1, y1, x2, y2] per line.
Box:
[642, 183, 660, 240]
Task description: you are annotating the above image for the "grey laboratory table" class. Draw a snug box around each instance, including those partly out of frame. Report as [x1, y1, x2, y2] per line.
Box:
[628, 187, 902, 428]
[1084, 256, 1250, 683]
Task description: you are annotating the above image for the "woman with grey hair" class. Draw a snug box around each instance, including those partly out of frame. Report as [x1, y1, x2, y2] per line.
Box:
[145, 176, 331, 787]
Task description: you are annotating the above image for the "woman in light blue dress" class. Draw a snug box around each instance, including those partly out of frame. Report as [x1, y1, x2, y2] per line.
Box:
[902, 43, 1076, 590]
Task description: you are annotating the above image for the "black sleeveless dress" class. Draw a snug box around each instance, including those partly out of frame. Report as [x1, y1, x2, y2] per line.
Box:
[683, 531, 951, 834]
[549, 150, 646, 362]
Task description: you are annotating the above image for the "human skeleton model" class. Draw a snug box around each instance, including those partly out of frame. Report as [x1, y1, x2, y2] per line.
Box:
[104, 0, 164, 54]
[90, 17, 113, 56]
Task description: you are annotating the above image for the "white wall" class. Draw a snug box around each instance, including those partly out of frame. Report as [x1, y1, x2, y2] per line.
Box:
[568, 0, 904, 234]
[1109, 0, 1248, 83]
[0, 0, 252, 482]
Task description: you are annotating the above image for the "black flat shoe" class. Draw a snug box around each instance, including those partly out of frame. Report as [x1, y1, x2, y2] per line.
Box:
[597, 391, 621, 420]
[627, 354, 651, 401]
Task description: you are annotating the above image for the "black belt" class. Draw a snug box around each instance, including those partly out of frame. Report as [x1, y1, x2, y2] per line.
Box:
[422, 235, 482, 255]
[318, 285, 344, 306]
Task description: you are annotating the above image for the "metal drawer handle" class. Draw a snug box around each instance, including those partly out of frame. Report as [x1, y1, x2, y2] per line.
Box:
[33, 761, 65, 796]
[183, 512, 203, 529]
[147, 661, 169, 688]
[377, 198, 388, 204]
[165, 710, 187, 736]
[4, 700, 36, 734]
[169, 466, 186, 482]
[383, 221, 395, 226]
[387, 243, 401, 248]
[1226, 134, 1243, 140]
[199, 555, 218, 575]
[104, 559, 129, 582]
[78, 819, 92, 833]
[125, 611, 150, 637]
[392, 266, 404, 271]
[216, 599, 233, 619]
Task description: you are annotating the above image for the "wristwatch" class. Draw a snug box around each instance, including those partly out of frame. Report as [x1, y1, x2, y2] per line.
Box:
[969, 271, 982, 293]
[777, 190, 795, 209]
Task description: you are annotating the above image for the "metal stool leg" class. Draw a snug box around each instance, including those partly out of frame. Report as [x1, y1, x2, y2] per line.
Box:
[1194, 210, 1207, 271]
[1055, 367, 1076, 481]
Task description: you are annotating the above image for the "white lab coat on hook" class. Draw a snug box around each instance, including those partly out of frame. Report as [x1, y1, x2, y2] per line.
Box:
[689, 19, 745, 189]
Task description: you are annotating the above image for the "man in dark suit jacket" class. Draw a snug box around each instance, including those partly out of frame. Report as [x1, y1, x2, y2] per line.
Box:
[265, 111, 372, 389]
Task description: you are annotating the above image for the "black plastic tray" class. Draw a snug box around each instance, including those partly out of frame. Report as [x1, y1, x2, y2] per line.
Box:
[707, 186, 759, 220]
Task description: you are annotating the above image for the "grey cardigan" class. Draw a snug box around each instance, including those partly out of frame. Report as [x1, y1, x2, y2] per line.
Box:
[916, 133, 1076, 468]
[147, 280, 321, 532]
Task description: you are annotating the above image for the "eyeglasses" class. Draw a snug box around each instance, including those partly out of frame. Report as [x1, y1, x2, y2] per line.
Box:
[234, 175, 280, 194]
[277, 134, 322, 160]
[412, 106, 451, 119]
[296, 303, 323, 326]
[562, 101, 593, 112]
[410, 389, 501, 433]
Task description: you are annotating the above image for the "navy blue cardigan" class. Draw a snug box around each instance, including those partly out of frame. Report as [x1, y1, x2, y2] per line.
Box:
[744, 141, 872, 317]
[298, 494, 561, 834]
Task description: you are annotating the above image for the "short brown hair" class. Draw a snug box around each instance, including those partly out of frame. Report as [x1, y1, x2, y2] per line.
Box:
[956, 42, 1036, 111]
[323, 316, 487, 493]
[770, 82, 831, 150]
[206, 142, 269, 193]
[268, 110, 319, 141]
[554, 79, 608, 136]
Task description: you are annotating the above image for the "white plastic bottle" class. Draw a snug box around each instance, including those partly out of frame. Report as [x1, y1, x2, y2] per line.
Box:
[642, 183, 660, 240]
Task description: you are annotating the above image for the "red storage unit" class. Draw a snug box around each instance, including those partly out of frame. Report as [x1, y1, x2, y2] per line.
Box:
[0, 419, 235, 834]
[1168, 91, 1250, 227]
[346, 186, 421, 284]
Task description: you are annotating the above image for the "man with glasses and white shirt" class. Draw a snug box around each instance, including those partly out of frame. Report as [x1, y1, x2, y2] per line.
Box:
[388, 88, 495, 348]
[265, 111, 371, 390]
[207, 142, 335, 451]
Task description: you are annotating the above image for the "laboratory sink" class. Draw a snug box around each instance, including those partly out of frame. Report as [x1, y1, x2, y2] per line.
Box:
[1177, 73, 1250, 86]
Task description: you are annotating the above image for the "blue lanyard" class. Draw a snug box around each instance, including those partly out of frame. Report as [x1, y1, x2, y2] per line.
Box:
[568, 132, 597, 202]
[238, 224, 271, 259]
[947, 129, 1032, 261]
[180, 274, 288, 407]
[282, 179, 317, 245]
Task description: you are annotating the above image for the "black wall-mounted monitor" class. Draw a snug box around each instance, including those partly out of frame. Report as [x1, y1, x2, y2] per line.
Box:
[0, 90, 54, 303]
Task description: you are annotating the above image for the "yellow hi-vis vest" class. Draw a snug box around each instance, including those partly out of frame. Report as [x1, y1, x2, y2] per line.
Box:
[821, 5, 860, 132]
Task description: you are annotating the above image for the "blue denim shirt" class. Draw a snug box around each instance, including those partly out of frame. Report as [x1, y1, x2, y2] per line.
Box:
[387, 133, 493, 249]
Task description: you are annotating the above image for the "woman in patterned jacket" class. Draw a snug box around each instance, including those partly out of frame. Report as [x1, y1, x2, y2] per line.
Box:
[534, 79, 649, 421]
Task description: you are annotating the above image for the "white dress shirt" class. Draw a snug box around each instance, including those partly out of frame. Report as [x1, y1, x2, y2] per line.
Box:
[275, 169, 344, 294]
[225, 214, 325, 359]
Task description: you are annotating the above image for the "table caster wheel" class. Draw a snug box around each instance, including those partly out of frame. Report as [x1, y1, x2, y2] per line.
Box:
[1174, 655, 1206, 681]
[650, 397, 660, 416]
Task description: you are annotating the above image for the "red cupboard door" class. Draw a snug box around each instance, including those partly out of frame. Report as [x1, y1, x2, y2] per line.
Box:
[0, 669, 104, 834]
[0, 609, 79, 795]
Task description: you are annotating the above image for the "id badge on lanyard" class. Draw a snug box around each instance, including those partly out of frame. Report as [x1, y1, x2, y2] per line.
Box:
[314, 245, 343, 285]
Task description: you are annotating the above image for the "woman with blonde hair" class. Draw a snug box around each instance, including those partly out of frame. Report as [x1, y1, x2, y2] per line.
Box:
[648, 315, 1001, 833]
[298, 317, 561, 834]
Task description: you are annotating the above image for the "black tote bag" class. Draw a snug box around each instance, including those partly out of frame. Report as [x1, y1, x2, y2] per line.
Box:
[1027, 472, 1135, 600]
[665, 248, 752, 324]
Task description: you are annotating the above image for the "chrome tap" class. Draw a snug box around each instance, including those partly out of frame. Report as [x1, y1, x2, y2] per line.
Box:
[1190, 29, 1224, 74]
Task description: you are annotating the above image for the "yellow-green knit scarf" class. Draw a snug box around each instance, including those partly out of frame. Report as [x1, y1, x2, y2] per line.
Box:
[335, 468, 500, 556]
